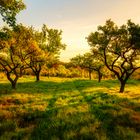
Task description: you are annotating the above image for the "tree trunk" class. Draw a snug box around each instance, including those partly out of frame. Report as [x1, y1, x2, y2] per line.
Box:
[30, 64, 42, 82]
[36, 72, 40, 82]
[89, 71, 92, 80]
[98, 70, 102, 82]
[48, 73, 50, 78]
[48, 70, 50, 78]
[11, 81, 17, 89]
[119, 80, 126, 93]
[119, 73, 132, 93]
[6, 72, 18, 89]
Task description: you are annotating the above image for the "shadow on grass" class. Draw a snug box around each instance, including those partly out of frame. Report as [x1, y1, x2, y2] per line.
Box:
[73, 80, 140, 140]
[30, 91, 140, 140]
[86, 93, 140, 140]
[0, 78, 140, 139]
[0, 78, 139, 95]
[30, 93, 140, 140]
[0, 80, 78, 95]
[73, 79, 119, 89]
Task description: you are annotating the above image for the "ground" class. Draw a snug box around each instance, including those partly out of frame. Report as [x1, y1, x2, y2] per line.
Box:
[0, 76, 140, 140]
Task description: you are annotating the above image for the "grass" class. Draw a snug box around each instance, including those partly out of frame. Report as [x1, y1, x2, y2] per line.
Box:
[0, 76, 140, 140]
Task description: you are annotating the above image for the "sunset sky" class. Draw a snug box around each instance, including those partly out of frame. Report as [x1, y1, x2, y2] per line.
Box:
[14, 0, 140, 61]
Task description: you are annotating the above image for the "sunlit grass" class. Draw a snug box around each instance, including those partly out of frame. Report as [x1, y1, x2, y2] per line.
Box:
[0, 76, 140, 139]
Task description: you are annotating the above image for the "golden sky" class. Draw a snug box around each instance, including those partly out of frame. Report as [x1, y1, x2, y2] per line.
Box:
[4, 0, 140, 61]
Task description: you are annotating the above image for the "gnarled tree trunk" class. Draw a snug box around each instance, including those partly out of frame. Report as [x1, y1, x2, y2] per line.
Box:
[6, 72, 18, 89]
[119, 80, 126, 93]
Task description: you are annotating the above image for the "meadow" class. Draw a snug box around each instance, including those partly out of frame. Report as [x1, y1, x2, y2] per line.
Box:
[0, 76, 140, 140]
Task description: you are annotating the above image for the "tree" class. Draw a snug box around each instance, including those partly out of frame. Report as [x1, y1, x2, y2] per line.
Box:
[0, 27, 11, 50]
[27, 48, 45, 82]
[45, 27, 66, 78]
[70, 54, 85, 77]
[70, 53, 103, 81]
[87, 20, 140, 93]
[25, 25, 47, 82]
[82, 52, 103, 81]
[27, 25, 66, 81]
[0, 0, 26, 27]
[46, 56, 59, 78]
[0, 25, 39, 89]
[45, 27, 66, 56]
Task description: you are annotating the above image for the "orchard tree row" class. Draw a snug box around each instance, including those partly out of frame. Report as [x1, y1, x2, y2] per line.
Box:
[0, 0, 65, 89]
[0, 0, 140, 93]
[71, 20, 140, 93]
[0, 24, 65, 89]
[87, 20, 140, 92]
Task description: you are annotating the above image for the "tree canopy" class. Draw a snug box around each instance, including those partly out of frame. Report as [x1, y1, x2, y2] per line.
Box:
[70, 52, 103, 81]
[0, 0, 26, 27]
[26, 25, 66, 81]
[87, 19, 140, 92]
[0, 25, 39, 88]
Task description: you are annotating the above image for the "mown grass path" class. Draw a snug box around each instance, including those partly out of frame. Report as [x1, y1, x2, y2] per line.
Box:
[0, 77, 140, 140]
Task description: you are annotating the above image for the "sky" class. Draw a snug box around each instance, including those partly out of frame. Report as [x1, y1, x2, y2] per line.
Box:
[4, 0, 140, 61]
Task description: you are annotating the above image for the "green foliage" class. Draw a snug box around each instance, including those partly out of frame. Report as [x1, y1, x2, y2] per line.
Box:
[46, 28, 66, 55]
[70, 54, 84, 68]
[0, 25, 40, 88]
[0, 0, 26, 27]
[27, 25, 66, 81]
[70, 52, 104, 80]
[87, 19, 140, 92]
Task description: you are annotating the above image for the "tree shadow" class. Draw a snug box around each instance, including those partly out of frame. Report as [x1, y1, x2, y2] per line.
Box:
[0, 78, 140, 139]
[0, 80, 80, 95]
[79, 92, 140, 140]
[30, 80, 140, 139]
[28, 92, 140, 140]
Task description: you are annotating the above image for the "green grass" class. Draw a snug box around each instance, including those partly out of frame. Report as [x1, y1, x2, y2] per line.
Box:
[0, 76, 140, 140]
